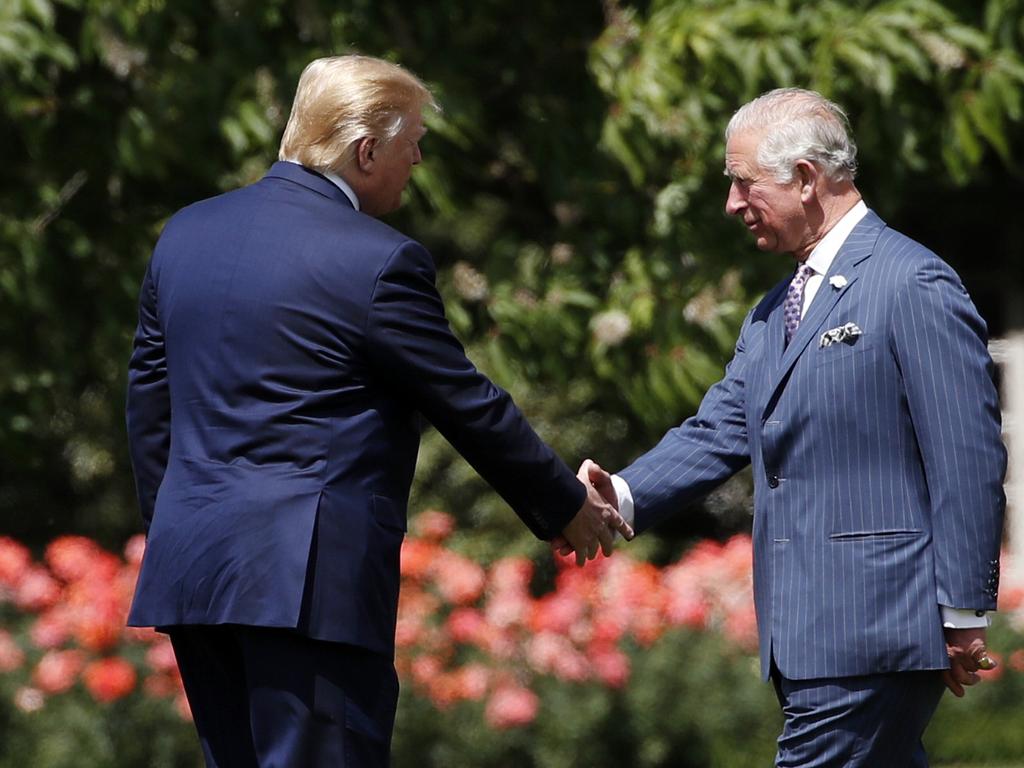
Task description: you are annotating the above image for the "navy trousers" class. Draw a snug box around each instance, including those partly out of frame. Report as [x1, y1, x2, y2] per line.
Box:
[772, 667, 945, 767]
[168, 625, 399, 768]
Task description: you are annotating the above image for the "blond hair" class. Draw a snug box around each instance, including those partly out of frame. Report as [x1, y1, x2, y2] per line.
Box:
[278, 55, 438, 174]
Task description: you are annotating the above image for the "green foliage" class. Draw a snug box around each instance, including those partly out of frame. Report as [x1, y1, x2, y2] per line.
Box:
[0, 0, 1021, 557]
[0, 691, 199, 768]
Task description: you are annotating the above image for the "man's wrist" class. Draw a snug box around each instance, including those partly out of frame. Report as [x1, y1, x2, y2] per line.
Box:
[610, 475, 635, 529]
[941, 606, 990, 629]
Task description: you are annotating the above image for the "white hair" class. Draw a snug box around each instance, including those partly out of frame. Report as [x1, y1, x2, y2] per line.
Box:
[726, 88, 858, 183]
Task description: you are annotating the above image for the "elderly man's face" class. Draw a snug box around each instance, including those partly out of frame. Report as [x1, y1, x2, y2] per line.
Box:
[724, 130, 808, 255]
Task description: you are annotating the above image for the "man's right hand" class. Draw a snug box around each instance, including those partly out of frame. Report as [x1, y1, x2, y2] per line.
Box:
[557, 460, 634, 566]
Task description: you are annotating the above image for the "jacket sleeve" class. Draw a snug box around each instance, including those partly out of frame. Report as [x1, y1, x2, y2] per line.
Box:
[891, 258, 1006, 611]
[364, 241, 584, 539]
[125, 260, 171, 533]
[619, 311, 754, 533]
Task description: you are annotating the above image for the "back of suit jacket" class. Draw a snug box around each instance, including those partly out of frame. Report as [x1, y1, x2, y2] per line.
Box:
[126, 162, 583, 655]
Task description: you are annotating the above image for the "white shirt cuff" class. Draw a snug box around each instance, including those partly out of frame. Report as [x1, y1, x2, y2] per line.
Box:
[610, 474, 635, 530]
[941, 606, 990, 629]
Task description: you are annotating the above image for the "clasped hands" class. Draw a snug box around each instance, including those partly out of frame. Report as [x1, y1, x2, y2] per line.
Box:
[552, 459, 633, 566]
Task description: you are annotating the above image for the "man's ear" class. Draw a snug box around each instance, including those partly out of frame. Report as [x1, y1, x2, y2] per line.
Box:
[795, 160, 818, 203]
[355, 137, 378, 173]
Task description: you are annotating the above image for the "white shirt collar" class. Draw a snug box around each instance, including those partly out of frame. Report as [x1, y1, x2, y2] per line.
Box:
[803, 199, 868, 275]
[322, 170, 360, 211]
[283, 160, 360, 211]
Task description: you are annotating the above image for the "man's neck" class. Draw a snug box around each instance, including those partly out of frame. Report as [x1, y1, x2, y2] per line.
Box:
[794, 187, 862, 262]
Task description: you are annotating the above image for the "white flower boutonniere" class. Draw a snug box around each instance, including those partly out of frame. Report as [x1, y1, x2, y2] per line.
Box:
[819, 322, 863, 348]
[828, 275, 848, 289]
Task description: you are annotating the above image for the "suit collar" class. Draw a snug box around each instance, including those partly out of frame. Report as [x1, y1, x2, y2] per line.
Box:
[759, 209, 886, 419]
[263, 161, 356, 209]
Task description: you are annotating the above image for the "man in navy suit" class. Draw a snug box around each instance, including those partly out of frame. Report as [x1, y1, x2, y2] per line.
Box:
[126, 55, 632, 768]
[587, 89, 1006, 766]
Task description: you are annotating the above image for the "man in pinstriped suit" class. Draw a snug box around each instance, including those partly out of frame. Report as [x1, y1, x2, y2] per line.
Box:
[588, 89, 1006, 766]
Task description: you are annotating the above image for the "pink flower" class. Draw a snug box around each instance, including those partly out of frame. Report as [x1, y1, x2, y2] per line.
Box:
[146, 638, 178, 674]
[590, 644, 630, 688]
[526, 632, 589, 681]
[412, 510, 455, 542]
[722, 604, 759, 651]
[83, 657, 137, 702]
[395, 588, 439, 648]
[446, 607, 486, 645]
[123, 535, 146, 567]
[453, 663, 490, 701]
[488, 557, 534, 594]
[15, 567, 61, 612]
[0, 630, 25, 672]
[410, 655, 443, 687]
[432, 551, 486, 606]
[485, 684, 539, 729]
[530, 592, 586, 635]
[34, 649, 85, 694]
[30, 609, 71, 649]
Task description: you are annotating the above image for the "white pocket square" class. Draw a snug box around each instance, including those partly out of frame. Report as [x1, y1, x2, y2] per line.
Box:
[819, 322, 863, 348]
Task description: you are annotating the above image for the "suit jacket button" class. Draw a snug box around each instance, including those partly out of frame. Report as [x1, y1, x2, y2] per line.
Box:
[767, 474, 780, 489]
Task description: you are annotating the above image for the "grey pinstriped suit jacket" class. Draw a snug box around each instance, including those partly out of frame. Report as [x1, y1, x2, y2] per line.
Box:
[621, 210, 1006, 681]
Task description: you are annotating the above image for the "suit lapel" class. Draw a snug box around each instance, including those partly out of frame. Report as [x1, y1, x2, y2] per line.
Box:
[758, 211, 886, 419]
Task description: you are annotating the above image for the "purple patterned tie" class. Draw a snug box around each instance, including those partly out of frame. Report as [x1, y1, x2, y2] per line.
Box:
[783, 263, 815, 345]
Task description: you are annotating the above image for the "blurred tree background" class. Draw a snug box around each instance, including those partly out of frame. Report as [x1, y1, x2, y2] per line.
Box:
[2, 0, 1023, 563]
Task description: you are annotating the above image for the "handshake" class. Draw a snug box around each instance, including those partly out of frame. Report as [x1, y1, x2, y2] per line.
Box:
[553, 459, 635, 566]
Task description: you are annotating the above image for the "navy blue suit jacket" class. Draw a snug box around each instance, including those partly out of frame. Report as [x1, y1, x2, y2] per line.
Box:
[126, 162, 584, 656]
[621, 211, 1006, 680]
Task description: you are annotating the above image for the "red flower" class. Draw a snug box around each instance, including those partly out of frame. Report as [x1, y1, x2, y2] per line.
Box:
[83, 657, 137, 702]
[400, 539, 439, 581]
[33, 649, 85, 694]
[0, 537, 32, 589]
[45, 536, 105, 583]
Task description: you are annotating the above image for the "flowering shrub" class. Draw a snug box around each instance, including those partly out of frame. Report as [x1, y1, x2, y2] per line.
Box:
[397, 514, 758, 728]
[0, 535, 186, 715]
[1, 521, 1023, 767]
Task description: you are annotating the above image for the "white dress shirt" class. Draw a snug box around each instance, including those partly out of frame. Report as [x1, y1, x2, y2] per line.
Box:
[612, 199, 987, 628]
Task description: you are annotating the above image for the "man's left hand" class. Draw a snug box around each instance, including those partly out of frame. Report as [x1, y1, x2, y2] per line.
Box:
[943, 627, 996, 697]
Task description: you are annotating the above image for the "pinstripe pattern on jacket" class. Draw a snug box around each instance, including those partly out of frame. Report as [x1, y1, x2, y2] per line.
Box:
[620, 210, 1006, 680]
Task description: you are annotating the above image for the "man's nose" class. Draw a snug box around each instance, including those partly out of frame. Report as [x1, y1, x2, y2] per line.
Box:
[724, 182, 745, 216]
[412, 144, 422, 165]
